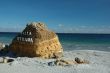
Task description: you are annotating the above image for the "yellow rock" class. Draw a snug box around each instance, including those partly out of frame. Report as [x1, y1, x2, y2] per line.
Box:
[9, 22, 63, 58]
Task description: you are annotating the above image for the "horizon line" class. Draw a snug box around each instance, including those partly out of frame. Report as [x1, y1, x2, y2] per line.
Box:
[0, 31, 110, 34]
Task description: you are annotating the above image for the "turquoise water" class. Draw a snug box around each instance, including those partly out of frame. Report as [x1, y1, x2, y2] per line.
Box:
[58, 33, 110, 51]
[0, 32, 110, 51]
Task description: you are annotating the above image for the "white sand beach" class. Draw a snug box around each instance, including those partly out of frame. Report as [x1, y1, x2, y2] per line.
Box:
[0, 50, 110, 73]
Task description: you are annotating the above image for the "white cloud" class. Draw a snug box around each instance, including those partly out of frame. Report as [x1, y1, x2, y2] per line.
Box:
[58, 24, 64, 27]
[55, 24, 110, 33]
[80, 25, 87, 28]
[0, 24, 24, 32]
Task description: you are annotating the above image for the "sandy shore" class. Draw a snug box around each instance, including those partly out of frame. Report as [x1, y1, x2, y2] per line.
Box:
[0, 50, 110, 73]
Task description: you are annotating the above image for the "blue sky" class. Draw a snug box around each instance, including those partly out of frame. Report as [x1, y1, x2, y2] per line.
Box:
[0, 0, 110, 33]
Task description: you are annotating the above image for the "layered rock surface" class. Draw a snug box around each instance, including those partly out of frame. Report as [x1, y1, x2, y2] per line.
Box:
[9, 22, 63, 58]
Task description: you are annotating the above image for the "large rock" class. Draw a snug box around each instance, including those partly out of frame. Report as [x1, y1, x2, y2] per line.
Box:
[9, 22, 63, 58]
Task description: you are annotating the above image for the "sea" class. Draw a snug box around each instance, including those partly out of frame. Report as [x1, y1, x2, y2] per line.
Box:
[0, 32, 110, 52]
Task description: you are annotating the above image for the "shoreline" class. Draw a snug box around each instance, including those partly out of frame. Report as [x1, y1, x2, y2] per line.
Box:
[1, 42, 110, 52]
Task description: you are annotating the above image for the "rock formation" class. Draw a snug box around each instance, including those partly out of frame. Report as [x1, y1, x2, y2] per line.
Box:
[0, 43, 5, 50]
[48, 58, 89, 66]
[9, 22, 63, 58]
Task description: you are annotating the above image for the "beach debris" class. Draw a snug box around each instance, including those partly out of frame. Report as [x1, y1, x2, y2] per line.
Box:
[48, 58, 89, 66]
[0, 43, 5, 51]
[53, 52, 63, 58]
[0, 57, 4, 63]
[0, 43, 10, 56]
[48, 59, 75, 66]
[0, 57, 14, 63]
[48, 61, 55, 66]
[75, 57, 82, 63]
[55, 59, 74, 66]
[75, 57, 89, 64]
[3, 57, 8, 63]
[9, 22, 63, 58]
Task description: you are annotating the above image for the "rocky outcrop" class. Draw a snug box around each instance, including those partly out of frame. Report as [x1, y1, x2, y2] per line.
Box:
[0, 57, 14, 63]
[9, 22, 63, 58]
[75, 57, 89, 64]
[48, 58, 89, 66]
[48, 59, 76, 66]
[0, 43, 9, 56]
[0, 43, 5, 50]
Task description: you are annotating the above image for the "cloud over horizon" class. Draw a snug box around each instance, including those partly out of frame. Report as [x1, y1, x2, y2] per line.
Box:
[52, 24, 110, 33]
[0, 23, 110, 34]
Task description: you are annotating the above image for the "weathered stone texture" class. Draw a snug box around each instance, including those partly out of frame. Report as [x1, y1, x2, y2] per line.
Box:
[10, 22, 63, 58]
